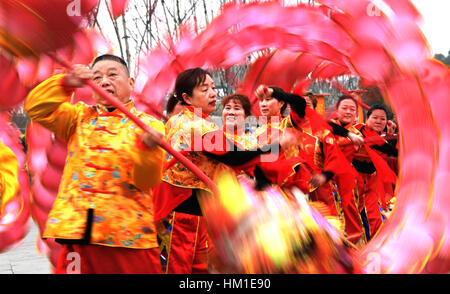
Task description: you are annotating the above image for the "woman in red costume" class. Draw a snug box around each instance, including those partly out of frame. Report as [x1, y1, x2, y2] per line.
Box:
[254, 86, 345, 222]
[327, 95, 368, 245]
[353, 104, 398, 239]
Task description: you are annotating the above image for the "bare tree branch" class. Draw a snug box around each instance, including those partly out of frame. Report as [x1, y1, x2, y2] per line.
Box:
[106, 1, 125, 60]
[121, 14, 131, 65]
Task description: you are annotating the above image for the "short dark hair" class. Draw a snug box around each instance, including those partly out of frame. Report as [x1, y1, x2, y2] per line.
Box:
[367, 104, 389, 119]
[269, 86, 288, 116]
[336, 95, 358, 109]
[91, 54, 129, 76]
[221, 94, 252, 117]
[166, 94, 181, 116]
[173, 68, 211, 106]
[303, 92, 318, 109]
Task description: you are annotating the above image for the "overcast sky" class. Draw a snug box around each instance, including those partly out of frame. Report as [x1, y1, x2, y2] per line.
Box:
[411, 0, 450, 55]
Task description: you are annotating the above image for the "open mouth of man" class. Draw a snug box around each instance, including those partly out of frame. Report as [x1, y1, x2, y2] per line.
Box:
[105, 89, 115, 95]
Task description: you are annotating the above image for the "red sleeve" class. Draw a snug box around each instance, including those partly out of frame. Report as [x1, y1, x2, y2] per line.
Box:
[321, 133, 342, 175]
[152, 182, 192, 223]
[322, 132, 358, 179]
[257, 155, 304, 185]
[363, 145, 397, 209]
[356, 124, 385, 144]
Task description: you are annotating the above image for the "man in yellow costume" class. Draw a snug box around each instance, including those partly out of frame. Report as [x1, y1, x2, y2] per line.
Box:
[24, 54, 166, 274]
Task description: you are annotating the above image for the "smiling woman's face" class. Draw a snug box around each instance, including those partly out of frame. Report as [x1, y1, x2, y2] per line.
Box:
[91, 59, 134, 107]
[222, 99, 246, 131]
[336, 98, 357, 125]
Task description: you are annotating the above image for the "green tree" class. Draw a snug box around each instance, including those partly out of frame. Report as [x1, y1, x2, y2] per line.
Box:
[434, 50, 450, 66]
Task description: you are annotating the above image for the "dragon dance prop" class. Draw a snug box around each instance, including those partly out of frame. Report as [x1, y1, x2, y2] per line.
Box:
[200, 172, 360, 274]
[24, 122, 66, 266]
[0, 0, 449, 274]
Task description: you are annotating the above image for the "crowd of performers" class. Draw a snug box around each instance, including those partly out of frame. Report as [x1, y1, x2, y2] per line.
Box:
[0, 54, 399, 274]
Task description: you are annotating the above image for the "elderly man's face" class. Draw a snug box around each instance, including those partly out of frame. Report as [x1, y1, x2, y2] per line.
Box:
[91, 59, 134, 107]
